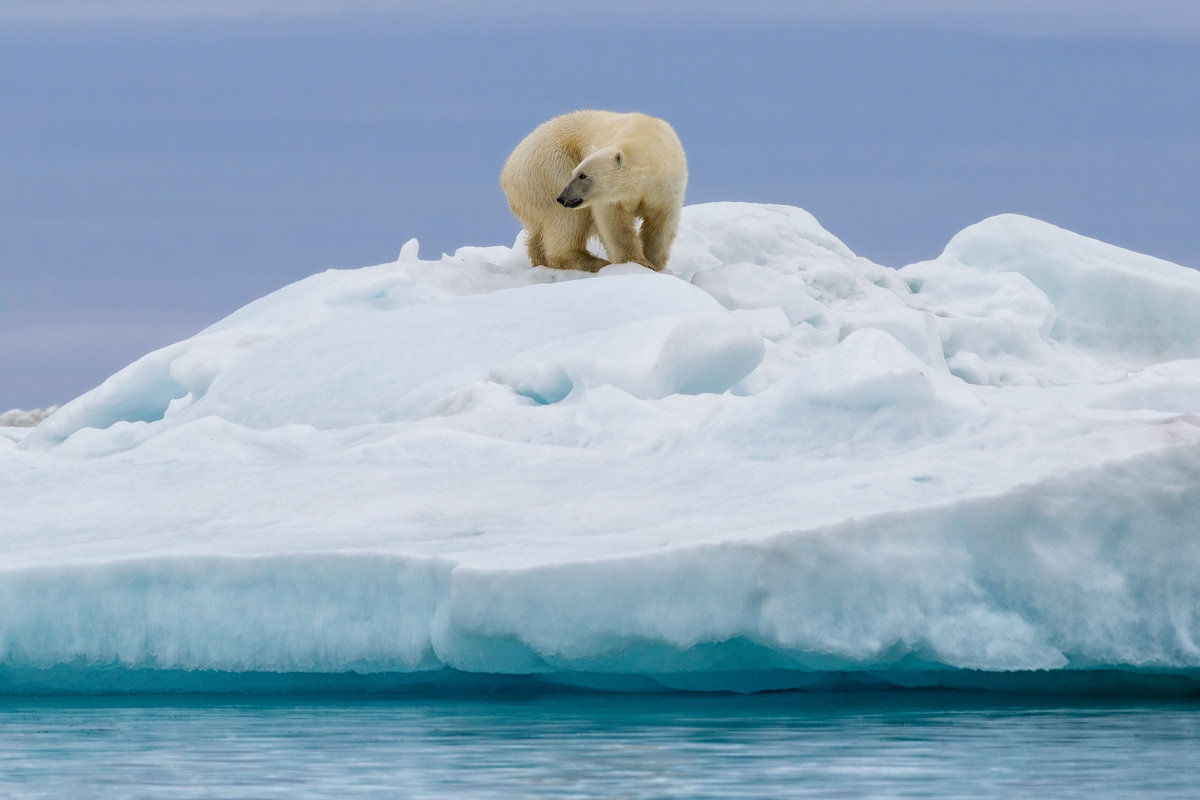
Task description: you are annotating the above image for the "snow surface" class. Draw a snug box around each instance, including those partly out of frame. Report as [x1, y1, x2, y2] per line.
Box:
[0, 407, 57, 447]
[4, 203, 1200, 695]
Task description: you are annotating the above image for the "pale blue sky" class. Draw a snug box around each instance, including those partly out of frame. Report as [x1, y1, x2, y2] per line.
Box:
[3, 3, 1199, 409]
[7, 1, 1200, 36]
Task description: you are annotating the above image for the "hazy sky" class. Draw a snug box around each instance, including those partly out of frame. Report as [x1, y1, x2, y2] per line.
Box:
[7, 0, 1200, 36]
[3, 2, 1199, 410]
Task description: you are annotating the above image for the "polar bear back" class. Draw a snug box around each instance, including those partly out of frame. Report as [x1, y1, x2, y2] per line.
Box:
[502, 110, 685, 208]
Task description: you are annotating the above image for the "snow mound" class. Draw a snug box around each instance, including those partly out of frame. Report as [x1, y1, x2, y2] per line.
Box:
[4, 203, 1200, 695]
[0, 407, 58, 449]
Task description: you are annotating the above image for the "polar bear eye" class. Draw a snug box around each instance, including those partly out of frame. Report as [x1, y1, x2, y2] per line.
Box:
[578, 173, 588, 180]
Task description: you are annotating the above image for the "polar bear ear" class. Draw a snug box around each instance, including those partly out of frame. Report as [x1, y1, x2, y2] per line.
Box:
[613, 150, 625, 168]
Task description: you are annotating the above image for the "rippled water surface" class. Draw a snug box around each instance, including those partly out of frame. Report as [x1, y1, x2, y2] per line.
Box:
[2, 693, 1198, 799]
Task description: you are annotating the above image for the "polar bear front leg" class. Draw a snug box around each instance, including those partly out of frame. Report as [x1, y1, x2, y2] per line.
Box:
[539, 209, 610, 271]
[639, 204, 680, 271]
[593, 203, 656, 270]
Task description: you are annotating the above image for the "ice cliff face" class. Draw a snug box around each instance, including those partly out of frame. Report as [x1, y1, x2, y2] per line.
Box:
[4, 203, 1199, 694]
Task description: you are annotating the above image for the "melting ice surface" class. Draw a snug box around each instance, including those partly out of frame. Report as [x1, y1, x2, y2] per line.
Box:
[3, 202, 1200, 695]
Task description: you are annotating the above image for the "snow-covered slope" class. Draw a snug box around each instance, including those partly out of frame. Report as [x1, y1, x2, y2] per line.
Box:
[0, 407, 57, 448]
[4, 203, 1199, 694]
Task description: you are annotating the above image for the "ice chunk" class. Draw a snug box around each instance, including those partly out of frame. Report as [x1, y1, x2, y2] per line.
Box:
[4, 202, 1200, 695]
[492, 312, 764, 404]
[935, 214, 1200, 364]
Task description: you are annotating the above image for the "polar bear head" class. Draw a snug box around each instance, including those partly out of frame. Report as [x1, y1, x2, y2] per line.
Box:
[556, 147, 626, 209]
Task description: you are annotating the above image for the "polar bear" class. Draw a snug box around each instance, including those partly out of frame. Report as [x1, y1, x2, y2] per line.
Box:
[500, 110, 687, 272]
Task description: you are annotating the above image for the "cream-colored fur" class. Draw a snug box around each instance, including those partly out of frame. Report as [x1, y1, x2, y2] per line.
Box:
[500, 110, 688, 272]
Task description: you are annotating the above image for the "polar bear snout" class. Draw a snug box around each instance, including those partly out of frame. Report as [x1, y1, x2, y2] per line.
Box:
[557, 178, 587, 209]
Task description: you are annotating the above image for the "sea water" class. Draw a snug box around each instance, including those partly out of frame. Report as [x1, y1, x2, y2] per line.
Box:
[1, 692, 1197, 799]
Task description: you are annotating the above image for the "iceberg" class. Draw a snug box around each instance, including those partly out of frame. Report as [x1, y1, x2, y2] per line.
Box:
[4, 203, 1199, 695]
